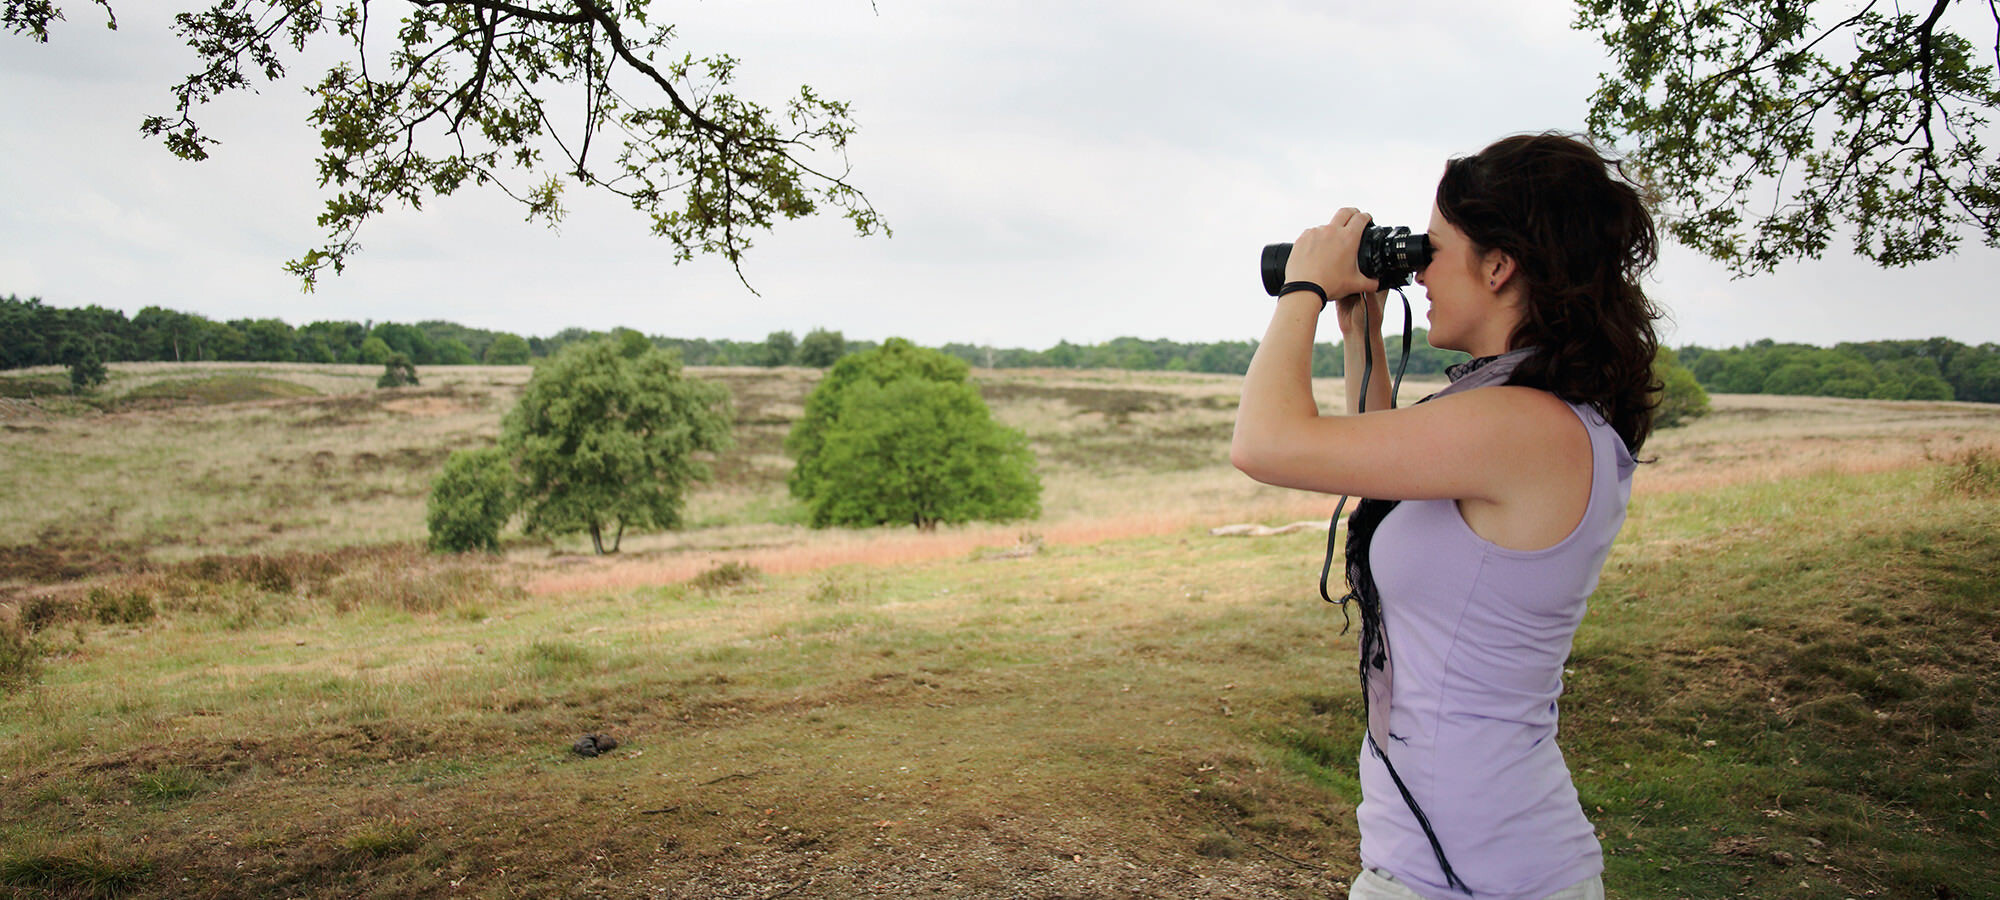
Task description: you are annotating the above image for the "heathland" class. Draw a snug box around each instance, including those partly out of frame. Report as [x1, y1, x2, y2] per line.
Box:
[1, 362, 1996, 899]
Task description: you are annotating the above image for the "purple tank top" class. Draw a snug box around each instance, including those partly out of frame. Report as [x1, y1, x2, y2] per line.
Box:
[1355, 387, 1633, 899]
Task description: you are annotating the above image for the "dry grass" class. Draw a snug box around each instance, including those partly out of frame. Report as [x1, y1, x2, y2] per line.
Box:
[1, 361, 1997, 898]
[1635, 392, 2000, 495]
[7, 361, 1998, 594]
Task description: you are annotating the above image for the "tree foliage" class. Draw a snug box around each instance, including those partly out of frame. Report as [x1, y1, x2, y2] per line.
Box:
[377, 351, 419, 387]
[5, 1, 887, 288]
[796, 327, 846, 368]
[1580, 0, 2000, 272]
[759, 330, 795, 367]
[1679, 337, 1995, 400]
[1652, 346, 1711, 428]
[483, 332, 531, 364]
[786, 338, 967, 501]
[786, 338, 1038, 530]
[501, 339, 731, 553]
[426, 445, 515, 553]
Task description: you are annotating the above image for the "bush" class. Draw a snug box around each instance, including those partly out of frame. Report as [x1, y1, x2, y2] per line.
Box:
[89, 587, 156, 625]
[0, 623, 39, 692]
[788, 339, 1039, 529]
[1653, 347, 1711, 429]
[68, 355, 107, 394]
[377, 352, 419, 388]
[689, 560, 761, 593]
[426, 447, 517, 553]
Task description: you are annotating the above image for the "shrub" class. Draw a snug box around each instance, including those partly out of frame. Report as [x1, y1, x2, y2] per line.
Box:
[690, 561, 761, 593]
[426, 446, 517, 553]
[17, 593, 81, 632]
[0, 623, 39, 691]
[1653, 347, 1712, 429]
[787, 338, 1040, 529]
[377, 352, 419, 388]
[68, 355, 107, 394]
[89, 588, 156, 625]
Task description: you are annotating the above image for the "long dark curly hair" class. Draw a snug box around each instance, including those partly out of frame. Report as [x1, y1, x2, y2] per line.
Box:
[1434, 131, 1663, 453]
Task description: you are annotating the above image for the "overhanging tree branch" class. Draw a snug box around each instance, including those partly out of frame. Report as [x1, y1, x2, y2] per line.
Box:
[1581, 0, 2000, 273]
[11, 0, 887, 290]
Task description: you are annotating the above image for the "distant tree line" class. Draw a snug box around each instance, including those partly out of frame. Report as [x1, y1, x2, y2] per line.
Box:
[0, 295, 857, 370]
[938, 333, 1470, 378]
[6, 295, 1997, 403]
[1677, 339, 2000, 403]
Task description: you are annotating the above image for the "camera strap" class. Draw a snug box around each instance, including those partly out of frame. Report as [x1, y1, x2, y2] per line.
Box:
[1314, 289, 1475, 895]
[1316, 288, 1413, 619]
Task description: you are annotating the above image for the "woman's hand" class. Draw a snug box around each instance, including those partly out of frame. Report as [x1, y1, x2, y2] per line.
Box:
[1333, 290, 1388, 337]
[1283, 207, 1380, 308]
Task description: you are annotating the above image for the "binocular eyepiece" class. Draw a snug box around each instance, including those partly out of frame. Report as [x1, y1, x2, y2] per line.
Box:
[1261, 225, 1432, 297]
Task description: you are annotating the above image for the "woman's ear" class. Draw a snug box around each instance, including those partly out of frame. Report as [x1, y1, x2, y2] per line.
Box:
[1483, 250, 1517, 292]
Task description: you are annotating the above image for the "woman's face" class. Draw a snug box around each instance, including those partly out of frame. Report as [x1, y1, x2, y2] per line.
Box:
[1415, 202, 1515, 356]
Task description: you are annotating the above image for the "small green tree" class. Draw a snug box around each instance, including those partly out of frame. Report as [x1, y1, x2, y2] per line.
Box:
[612, 327, 653, 360]
[797, 328, 847, 368]
[502, 341, 732, 554]
[788, 338, 971, 500]
[358, 335, 394, 365]
[787, 338, 1039, 529]
[760, 330, 797, 367]
[426, 447, 517, 553]
[1653, 347, 1711, 429]
[484, 333, 532, 365]
[378, 352, 419, 388]
[67, 354, 108, 394]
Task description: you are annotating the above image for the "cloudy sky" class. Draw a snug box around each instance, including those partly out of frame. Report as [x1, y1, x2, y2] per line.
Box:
[3, 0, 1996, 351]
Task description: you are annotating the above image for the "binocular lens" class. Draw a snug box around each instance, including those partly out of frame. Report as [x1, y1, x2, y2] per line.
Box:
[1259, 226, 1432, 297]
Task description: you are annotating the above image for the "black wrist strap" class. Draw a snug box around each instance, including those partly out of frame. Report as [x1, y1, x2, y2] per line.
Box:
[1277, 281, 1330, 307]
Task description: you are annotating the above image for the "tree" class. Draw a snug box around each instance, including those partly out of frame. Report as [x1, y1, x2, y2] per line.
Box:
[796, 328, 846, 368]
[357, 335, 393, 365]
[501, 339, 731, 554]
[426, 446, 516, 553]
[1652, 347, 1711, 428]
[378, 352, 419, 387]
[238, 318, 297, 361]
[484, 332, 532, 364]
[1581, 0, 2000, 274]
[611, 327, 652, 360]
[6, 1, 887, 288]
[786, 338, 1039, 530]
[67, 353, 108, 393]
[759, 330, 796, 367]
[434, 337, 476, 365]
[786, 338, 970, 501]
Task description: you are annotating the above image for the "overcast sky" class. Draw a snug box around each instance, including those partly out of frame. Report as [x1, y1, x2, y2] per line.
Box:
[3, 0, 1996, 351]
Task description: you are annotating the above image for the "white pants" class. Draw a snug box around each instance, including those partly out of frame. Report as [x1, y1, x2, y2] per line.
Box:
[1348, 867, 1605, 900]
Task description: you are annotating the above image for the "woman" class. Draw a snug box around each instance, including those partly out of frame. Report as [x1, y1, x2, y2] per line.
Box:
[1230, 132, 1660, 900]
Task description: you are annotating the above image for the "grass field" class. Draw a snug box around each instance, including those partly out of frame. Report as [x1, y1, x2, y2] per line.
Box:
[1, 362, 1996, 899]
